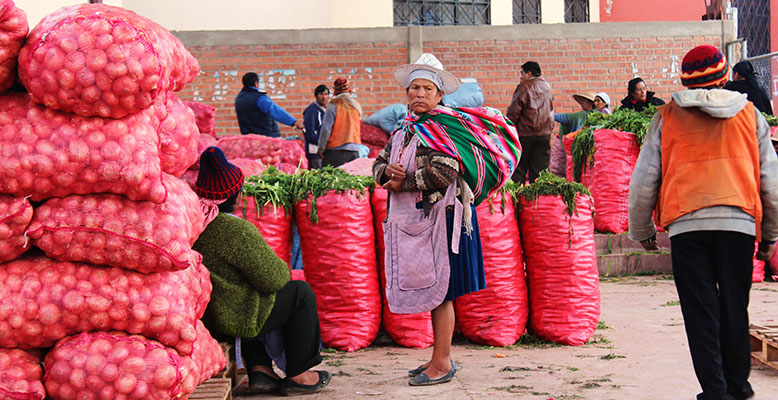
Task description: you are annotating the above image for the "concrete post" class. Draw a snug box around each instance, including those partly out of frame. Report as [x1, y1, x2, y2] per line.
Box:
[408, 25, 423, 63]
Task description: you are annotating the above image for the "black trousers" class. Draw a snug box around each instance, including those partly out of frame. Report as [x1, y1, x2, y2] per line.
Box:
[242, 280, 323, 377]
[512, 135, 550, 184]
[671, 231, 755, 400]
[322, 149, 358, 168]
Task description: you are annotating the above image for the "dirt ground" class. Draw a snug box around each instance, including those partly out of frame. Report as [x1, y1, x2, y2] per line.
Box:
[234, 277, 778, 400]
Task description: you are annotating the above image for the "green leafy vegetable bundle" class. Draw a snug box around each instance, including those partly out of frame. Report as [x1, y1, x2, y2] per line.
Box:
[569, 105, 658, 182]
[240, 166, 296, 218]
[291, 166, 375, 223]
[514, 170, 591, 217]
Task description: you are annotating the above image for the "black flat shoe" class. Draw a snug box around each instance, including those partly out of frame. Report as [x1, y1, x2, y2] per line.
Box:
[408, 360, 459, 377]
[247, 370, 281, 394]
[408, 366, 456, 386]
[280, 370, 331, 396]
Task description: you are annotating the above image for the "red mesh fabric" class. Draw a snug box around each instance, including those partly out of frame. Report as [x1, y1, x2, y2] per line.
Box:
[18, 4, 199, 119]
[0, 195, 32, 263]
[753, 242, 765, 283]
[182, 321, 227, 389]
[455, 193, 528, 346]
[295, 191, 380, 351]
[229, 158, 266, 177]
[0, 255, 210, 355]
[0, 348, 44, 400]
[372, 187, 433, 349]
[339, 157, 375, 177]
[43, 332, 192, 400]
[218, 134, 308, 170]
[588, 129, 640, 234]
[563, 133, 593, 187]
[156, 94, 200, 178]
[291, 269, 306, 281]
[28, 175, 204, 274]
[359, 122, 388, 148]
[0, 0, 27, 94]
[519, 194, 600, 345]
[183, 101, 217, 139]
[0, 92, 168, 203]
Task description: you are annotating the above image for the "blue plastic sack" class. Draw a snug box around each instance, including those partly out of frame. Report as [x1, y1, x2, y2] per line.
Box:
[363, 103, 407, 133]
[443, 80, 484, 108]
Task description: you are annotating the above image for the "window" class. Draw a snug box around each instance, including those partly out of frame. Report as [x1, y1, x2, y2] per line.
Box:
[394, 0, 491, 26]
[513, 0, 541, 24]
[564, 0, 589, 23]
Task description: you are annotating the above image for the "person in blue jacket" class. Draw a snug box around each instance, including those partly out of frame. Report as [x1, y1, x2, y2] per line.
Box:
[235, 72, 304, 137]
[302, 85, 331, 169]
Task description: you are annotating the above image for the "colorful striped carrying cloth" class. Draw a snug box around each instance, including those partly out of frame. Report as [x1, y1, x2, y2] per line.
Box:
[400, 106, 521, 205]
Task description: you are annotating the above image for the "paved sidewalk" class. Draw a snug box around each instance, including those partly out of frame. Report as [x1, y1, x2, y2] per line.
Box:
[235, 277, 778, 400]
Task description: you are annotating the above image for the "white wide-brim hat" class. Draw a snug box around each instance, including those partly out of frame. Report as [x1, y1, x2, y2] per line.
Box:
[393, 53, 460, 93]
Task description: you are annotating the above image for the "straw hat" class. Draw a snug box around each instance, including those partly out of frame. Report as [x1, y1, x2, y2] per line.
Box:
[393, 53, 459, 93]
[572, 93, 596, 108]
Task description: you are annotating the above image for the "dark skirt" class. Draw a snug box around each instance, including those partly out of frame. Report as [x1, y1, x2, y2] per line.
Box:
[444, 204, 486, 301]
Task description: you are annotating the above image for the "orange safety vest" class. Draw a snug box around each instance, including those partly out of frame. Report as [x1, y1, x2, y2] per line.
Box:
[326, 97, 361, 150]
[656, 101, 762, 240]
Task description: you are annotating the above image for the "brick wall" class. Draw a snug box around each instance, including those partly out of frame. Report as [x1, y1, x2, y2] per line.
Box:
[174, 22, 734, 138]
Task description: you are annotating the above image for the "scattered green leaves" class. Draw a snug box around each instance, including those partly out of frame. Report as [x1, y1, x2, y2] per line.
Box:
[662, 300, 680, 307]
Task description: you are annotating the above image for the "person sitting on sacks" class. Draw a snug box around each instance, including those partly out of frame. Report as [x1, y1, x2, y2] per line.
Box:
[193, 146, 331, 396]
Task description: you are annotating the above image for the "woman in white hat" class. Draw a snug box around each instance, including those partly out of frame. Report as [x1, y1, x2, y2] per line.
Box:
[372, 54, 520, 386]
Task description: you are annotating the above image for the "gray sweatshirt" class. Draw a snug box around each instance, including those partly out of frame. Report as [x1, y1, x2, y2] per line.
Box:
[628, 88, 778, 242]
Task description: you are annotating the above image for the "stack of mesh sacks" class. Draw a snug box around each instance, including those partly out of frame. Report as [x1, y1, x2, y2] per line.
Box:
[0, 3, 226, 400]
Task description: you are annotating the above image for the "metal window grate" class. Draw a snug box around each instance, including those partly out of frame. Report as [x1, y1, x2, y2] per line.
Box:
[732, 0, 770, 57]
[513, 0, 541, 24]
[394, 0, 491, 26]
[564, 0, 589, 23]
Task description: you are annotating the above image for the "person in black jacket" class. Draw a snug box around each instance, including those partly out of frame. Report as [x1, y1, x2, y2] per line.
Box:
[235, 72, 304, 137]
[724, 60, 773, 115]
[620, 77, 665, 112]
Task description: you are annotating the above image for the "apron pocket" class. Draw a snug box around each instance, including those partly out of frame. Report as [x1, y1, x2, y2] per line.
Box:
[395, 218, 438, 291]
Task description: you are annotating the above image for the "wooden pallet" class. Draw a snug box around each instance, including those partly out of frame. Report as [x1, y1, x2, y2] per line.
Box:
[750, 324, 778, 371]
[215, 342, 238, 387]
[188, 378, 232, 400]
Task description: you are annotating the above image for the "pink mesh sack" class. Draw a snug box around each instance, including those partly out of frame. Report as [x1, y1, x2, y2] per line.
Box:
[28, 175, 205, 274]
[155, 94, 200, 178]
[184, 101, 217, 139]
[588, 129, 640, 234]
[218, 134, 308, 169]
[295, 191, 380, 351]
[0, 92, 168, 203]
[0, 348, 45, 400]
[0, 0, 27, 94]
[43, 331, 196, 400]
[0, 255, 211, 355]
[519, 193, 600, 346]
[455, 193, 528, 347]
[18, 4, 199, 119]
[0, 195, 32, 263]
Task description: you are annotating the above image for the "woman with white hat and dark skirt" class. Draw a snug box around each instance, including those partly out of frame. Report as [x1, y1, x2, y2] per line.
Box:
[373, 54, 520, 386]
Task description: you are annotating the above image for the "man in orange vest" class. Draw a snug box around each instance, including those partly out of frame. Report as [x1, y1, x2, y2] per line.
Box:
[629, 45, 778, 400]
[317, 77, 363, 167]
